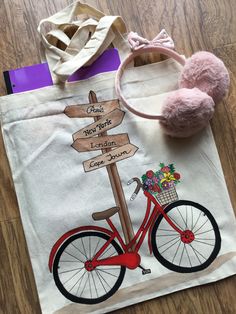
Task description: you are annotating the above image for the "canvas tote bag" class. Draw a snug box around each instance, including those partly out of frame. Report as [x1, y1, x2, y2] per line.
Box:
[38, 1, 130, 83]
[1, 2, 236, 314]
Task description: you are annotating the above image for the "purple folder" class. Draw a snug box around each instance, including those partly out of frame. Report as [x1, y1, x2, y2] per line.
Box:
[3, 49, 120, 94]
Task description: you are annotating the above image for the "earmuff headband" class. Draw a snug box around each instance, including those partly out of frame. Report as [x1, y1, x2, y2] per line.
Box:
[115, 31, 186, 120]
[115, 30, 229, 138]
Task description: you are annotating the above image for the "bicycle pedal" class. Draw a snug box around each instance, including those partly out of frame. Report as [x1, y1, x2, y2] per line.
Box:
[142, 269, 151, 275]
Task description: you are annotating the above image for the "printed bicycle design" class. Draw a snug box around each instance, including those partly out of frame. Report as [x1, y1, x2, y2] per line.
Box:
[49, 177, 221, 304]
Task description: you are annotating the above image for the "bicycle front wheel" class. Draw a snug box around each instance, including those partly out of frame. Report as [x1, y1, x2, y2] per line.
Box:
[53, 231, 126, 304]
[151, 200, 221, 273]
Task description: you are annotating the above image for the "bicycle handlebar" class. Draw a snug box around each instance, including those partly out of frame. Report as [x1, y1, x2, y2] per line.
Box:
[127, 177, 143, 201]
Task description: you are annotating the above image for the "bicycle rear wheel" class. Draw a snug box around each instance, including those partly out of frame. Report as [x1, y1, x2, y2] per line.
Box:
[151, 200, 221, 273]
[53, 231, 126, 304]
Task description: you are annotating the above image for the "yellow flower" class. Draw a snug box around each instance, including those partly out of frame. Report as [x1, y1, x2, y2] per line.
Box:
[161, 172, 176, 183]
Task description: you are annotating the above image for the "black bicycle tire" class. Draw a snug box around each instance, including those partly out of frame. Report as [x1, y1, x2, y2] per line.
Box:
[53, 231, 126, 304]
[151, 200, 221, 273]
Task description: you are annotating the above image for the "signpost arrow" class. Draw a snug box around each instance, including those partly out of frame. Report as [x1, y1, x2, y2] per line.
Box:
[83, 143, 138, 172]
[64, 100, 120, 118]
[72, 133, 130, 152]
[72, 109, 125, 140]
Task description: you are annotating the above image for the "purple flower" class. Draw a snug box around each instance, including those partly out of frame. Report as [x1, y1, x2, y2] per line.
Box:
[162, 181, 170, 190]
[145, 178, 153, 186]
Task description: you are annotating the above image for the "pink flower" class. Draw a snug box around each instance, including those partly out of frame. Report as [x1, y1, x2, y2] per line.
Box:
[153, 176, 158, 183]
[161, 166, 170, 173]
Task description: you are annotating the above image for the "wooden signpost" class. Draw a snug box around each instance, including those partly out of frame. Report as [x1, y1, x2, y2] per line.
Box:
[83, 143, 138, 172]
[72, 109, 125, 140]
[64, 100, 120, 118]
[65, 91, 138, 245]
[72, 133, 130, 152]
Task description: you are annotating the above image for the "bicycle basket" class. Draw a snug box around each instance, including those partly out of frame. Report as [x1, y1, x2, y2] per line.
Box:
[156, 186, 178, 205]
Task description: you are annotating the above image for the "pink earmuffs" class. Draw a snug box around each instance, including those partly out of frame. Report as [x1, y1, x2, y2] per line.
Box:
[115, 30, 230, 137]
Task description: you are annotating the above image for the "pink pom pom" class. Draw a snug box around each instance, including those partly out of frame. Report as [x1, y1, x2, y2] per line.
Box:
[160, 88, 215, 137]
[179, 51, 230, 103]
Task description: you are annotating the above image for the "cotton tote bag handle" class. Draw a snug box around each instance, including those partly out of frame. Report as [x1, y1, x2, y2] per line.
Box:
[38, 1, 130, 83]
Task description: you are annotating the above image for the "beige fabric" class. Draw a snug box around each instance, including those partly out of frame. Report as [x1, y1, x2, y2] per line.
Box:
[38, 1, 130, 83]
[0, 59, 236, 314]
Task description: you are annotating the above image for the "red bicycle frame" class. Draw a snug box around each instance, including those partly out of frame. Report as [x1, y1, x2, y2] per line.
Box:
[88, 191, 183, 270]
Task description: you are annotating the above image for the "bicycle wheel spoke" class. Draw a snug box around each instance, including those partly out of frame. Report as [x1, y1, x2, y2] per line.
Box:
[179, 243, 185, 266]
[186, 206, 188, 229]
[96, 270, 111, 289]
[79, 273, 89, 297]
[99, 245, 113, 258]
[97, 267, 121, 271]
[156, 234, 180, 237]
[81, 238, 89, 260]
[71, 242, 87, 259]
[64, 250, 84, 263]
[167, 213, 184, 231]
[75, 270, 87, 295]
[195, 238, 215, 241]
[65, 269, 85, 289]
[185, 245, 192, 267]
[91, 271, 99, 298]
[160, 238, 181, 255]
[191, 211, 201, 232]
[96, 268, 119, 278]
[88, 272, 92, 298]
[107, 250, 117, 258]
[177, 207, 187, 229]
[93, 237, 102, 258]
[194, 219, 209, 234]
[59, 267, 84, 275]
[158, 235, 180, 249]
[195, 228, 213, 236]
[190, 244, 207, 262]
[193, 239, 215, 246]
[172, 240, 182, 263]
[95, 270, 107, 293]
[189, 244, 202, 264]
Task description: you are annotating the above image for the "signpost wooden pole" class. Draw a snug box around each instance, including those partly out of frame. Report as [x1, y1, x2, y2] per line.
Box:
[88, 91, 135, 246]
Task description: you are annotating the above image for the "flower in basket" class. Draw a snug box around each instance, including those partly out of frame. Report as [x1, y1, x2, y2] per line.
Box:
[161, 172, 176, 183]
[145, 178, 153, 187]
[161, 181, 170, 190]
[153, 176, 159, 184]
[173, 172, 181, 181]
[146, 170, 154, 178]
[168, 180, 175, 187]
[161, 165, 170, 173]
